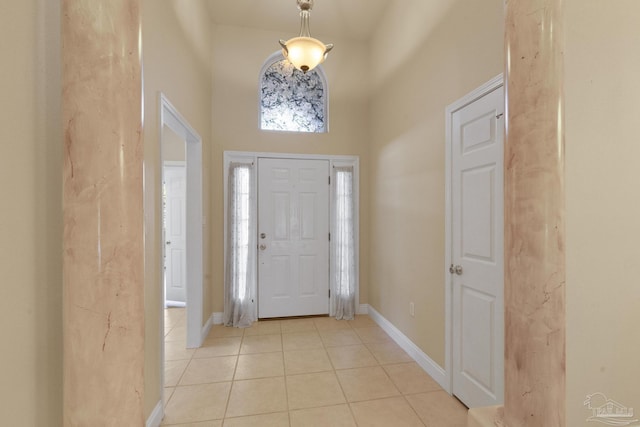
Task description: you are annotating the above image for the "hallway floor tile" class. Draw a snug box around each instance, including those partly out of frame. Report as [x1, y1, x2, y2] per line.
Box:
[161, 309, 468, 426]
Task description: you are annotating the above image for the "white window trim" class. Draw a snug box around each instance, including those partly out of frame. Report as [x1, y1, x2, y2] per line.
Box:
[223, 151, 359, 320]
[257, 51, 330, 133]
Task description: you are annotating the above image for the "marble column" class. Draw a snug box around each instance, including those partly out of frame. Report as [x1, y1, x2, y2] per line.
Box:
[62, 1, 144, 425]
[504, 0, 566, 426]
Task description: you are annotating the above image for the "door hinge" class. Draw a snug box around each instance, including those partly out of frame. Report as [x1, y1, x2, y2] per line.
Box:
[329, 289, 331, 298]
[328, 232, 331, 241]
[328, 176, 331, 185]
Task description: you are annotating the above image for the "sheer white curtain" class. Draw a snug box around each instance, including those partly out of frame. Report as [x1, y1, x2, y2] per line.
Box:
[224, 162, 256, 327]
[333, 166, 356, 320]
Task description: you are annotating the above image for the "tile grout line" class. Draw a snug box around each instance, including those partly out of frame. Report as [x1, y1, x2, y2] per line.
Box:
[221, 327, 245, 421]
[281, 329, 292, 427]
[322, 323, 361, 427]
[377, 358, 427, 426]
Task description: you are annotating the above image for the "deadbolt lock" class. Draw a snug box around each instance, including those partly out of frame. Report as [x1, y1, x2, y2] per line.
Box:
[449, 264, 463, 275]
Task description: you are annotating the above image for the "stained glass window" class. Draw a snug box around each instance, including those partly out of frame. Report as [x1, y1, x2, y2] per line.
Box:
[260, 58, 327, 133]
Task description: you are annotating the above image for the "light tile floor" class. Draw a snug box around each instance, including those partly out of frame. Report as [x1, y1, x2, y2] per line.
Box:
[162, 308, 468, 426]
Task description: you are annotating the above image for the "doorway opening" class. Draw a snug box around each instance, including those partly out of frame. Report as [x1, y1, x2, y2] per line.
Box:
[160, 93, 203, 350]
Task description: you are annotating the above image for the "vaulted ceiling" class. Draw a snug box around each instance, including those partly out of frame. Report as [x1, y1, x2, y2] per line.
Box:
[206, 0, 391, 41]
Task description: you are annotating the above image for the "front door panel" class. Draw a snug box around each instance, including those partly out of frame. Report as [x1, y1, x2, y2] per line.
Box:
[258, 158, 330, 318]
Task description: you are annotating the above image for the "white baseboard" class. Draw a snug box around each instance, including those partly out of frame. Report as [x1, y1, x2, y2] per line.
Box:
[201, 312, 216, 343]
[146, 400, 163, 427]
[367, 305, 448, 392]
[213, 312, 224, 325]
[358, 304, 369, 315]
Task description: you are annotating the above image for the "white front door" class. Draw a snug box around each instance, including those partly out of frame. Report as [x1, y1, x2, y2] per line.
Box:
[164, 163, 187, 304]
[258, 158, 330, 318]
[450, 84, 504, 407]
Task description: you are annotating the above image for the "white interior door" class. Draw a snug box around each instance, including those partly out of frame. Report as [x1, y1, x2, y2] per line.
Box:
[164, 163, 187, 304]
[451, 85, 504, 408]
[258, 158, 330, 318]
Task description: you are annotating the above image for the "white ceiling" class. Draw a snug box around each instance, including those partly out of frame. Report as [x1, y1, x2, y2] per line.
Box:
[206, 0, 391, 42]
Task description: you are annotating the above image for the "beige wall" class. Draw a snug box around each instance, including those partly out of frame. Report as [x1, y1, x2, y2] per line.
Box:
[142, 0, 214, 416]
[162, 125, 187, 162]
[368, 0, 504, 367]
[0, 1, 62, 425]
[210, 24, 371, 312]
[565, 1, 640, 424]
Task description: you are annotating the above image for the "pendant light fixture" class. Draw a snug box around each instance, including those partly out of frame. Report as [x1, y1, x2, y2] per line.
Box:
[279, 0, 333, 73]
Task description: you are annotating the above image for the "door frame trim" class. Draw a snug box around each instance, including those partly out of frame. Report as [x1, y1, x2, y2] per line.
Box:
[223, 151, 360, 320]
[444, 74, 503, 395]
[160, 93, 204, 349]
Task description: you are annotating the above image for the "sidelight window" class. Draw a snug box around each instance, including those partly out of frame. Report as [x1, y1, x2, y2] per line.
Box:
[332, 165, 356, 319]
[224, 162, 256, 327]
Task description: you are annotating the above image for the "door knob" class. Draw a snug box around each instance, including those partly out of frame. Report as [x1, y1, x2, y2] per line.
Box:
[449, 264, 463, 275]
[259, 244, 267, 250]
[166, 241, 172, 245]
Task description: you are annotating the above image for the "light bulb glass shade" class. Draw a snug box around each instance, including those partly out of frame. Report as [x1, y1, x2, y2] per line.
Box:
[280, 0, 333, 73]
[281, 37, 327, 73]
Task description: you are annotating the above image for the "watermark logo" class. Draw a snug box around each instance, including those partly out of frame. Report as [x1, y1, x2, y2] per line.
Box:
[584, 392, 639, 426]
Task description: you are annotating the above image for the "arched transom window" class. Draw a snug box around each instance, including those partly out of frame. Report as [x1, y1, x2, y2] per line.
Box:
[259, 54, 328, 133]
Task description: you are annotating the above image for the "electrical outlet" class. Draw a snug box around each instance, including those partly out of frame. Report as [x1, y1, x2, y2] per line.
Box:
[409, 302, 415, 317]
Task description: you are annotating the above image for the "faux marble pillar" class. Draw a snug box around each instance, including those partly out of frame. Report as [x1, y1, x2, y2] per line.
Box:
[504, 1, 566, 426]
[62, 1, 144, 425]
